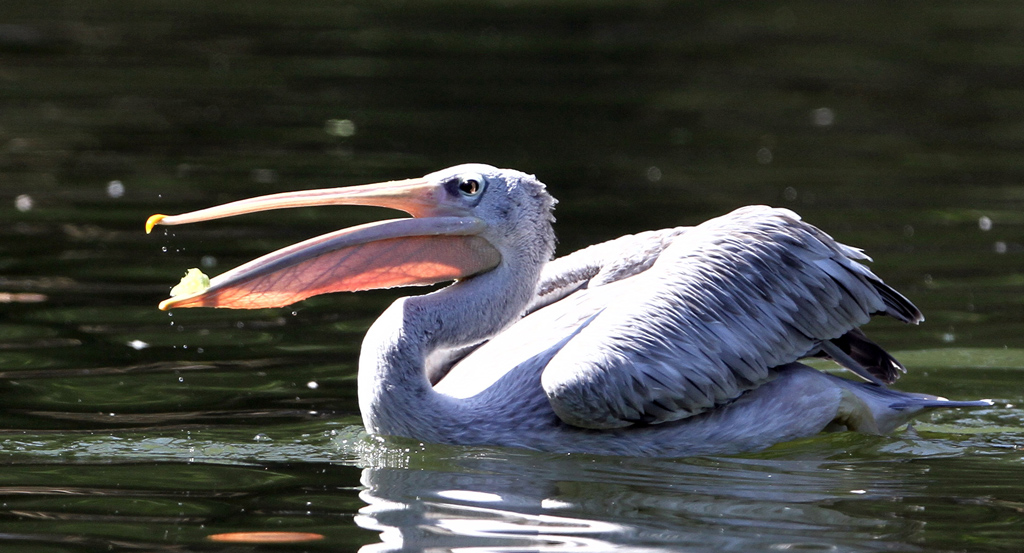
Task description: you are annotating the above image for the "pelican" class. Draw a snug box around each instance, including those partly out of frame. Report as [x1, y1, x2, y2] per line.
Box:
[147, 164, 988, 456]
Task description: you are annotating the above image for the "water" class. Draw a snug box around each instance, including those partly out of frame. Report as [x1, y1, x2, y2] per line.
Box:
[1, 1, 1023, 551]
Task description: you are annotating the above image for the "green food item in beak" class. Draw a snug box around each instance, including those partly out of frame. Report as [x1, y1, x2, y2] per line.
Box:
[169, 268, 212, 297]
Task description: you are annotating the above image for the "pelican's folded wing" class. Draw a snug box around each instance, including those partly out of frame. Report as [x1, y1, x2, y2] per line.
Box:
[539, 206, 921, 429]
[527, 227, 690, 313]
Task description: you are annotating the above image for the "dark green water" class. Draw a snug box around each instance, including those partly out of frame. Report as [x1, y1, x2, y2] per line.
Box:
[1, 1, 1022, 551]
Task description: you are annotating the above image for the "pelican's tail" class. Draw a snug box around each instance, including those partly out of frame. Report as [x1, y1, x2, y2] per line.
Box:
[825, 372, 992, 434]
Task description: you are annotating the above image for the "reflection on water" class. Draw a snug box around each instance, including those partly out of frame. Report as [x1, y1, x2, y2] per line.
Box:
[351, 433, 1023, 552]
[359, 471, 629, 552]
[0, 407, 1019, 551]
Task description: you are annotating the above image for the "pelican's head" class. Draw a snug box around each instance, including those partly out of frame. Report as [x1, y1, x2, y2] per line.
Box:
[147, 164, 557, 310]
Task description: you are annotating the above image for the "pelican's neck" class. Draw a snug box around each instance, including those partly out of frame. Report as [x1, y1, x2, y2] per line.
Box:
[357, 254, 545, 441]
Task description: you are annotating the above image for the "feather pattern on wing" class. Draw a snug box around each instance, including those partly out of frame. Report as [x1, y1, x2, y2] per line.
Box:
[527, 227, 689, 313]
[535, 205, 921, 429]
[429, 227, 687, 385]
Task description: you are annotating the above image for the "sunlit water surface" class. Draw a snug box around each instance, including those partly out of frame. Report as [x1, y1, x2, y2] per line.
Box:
[1, 1, 1023, 551]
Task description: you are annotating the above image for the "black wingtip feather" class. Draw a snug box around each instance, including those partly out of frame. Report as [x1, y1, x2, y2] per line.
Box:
[829, 328, 906, 384]
[872, 280, 924, 324]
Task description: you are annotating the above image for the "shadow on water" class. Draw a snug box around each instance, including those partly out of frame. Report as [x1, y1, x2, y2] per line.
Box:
[0, 0, 1023, 551]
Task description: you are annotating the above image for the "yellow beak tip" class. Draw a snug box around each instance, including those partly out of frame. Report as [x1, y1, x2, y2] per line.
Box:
[146, 214, 167, 234]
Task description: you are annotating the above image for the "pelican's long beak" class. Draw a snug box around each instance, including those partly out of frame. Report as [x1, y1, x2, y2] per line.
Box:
[146, 177, 447, 233]
[148, 177, 500, 310]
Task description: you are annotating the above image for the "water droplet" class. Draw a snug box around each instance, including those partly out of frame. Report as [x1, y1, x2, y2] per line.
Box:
[106, 180, 125, 198]
[325, 118, 356, 137]
[756, 147, 773, 164]
[200, 255, 217, 268]
[161, 246, 168, 253]
[783, 186, 797, 201]
[15, 194, 33, 212]
[978, 216, 992, 231]
[307, 381, 319, 389]
[811, 107, 835, 127]
[127, 340, 149, 350]
[645, 166, 662, 182]
[994, 241, 1007, 254]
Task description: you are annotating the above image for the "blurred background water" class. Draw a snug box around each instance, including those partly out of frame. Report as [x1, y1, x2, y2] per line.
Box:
[1, 1, 1022, 551]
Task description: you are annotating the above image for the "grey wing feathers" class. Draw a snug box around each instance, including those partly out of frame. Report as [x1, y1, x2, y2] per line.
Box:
[427, 228, 689, 386]
[527, 227, 689, 314]
[540, 205, 922, 429]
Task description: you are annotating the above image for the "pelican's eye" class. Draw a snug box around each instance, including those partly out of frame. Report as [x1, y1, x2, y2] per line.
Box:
[457, 174, 485, 197]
